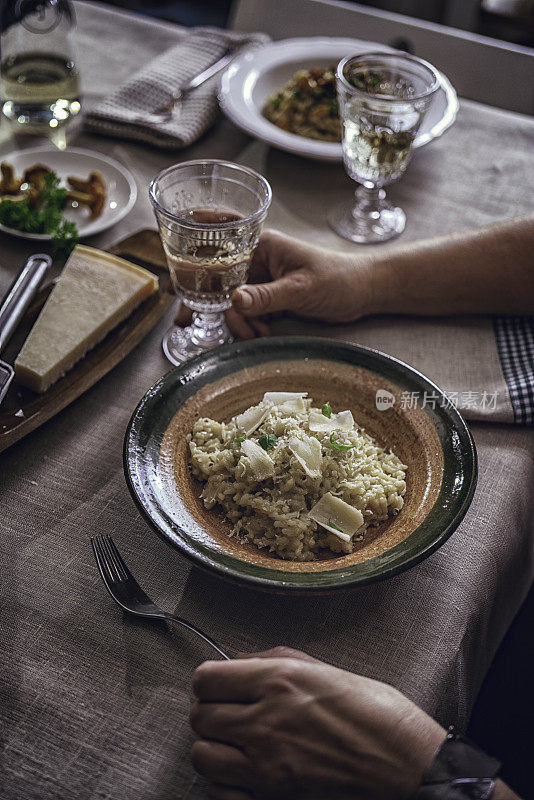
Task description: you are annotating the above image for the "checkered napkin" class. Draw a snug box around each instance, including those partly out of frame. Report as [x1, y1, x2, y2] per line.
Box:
[84, 27, 269, 149]
[494, 316, 534, 424]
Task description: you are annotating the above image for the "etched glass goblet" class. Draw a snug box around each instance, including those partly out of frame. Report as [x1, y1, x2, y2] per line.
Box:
[329, 52, 440, 244]
[150, 160, 272, 366]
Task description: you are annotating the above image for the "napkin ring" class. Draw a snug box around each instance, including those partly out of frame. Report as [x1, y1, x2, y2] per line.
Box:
[412, 727, 501, 799]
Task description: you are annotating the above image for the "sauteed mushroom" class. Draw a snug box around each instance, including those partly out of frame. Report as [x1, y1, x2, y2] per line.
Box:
[67, 171, 106, 219]
[0, 162, 22, 195]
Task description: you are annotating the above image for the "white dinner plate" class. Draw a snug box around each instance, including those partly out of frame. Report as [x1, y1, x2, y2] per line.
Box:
[219, 37, 459, 161]
[0, 146, 137, 240]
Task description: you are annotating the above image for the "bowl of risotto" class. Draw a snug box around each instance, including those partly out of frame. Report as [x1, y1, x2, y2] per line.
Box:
[124, 337, 476, 593]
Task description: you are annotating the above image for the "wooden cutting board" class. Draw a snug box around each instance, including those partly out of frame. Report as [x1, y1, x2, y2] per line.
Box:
[0, 230, 173, 454]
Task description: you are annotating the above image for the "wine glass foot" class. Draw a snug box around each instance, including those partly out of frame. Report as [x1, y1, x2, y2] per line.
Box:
[328, 191, 406, 244]
[162, 316, 233, 366]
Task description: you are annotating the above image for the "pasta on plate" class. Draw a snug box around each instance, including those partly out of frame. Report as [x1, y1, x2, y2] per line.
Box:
[189, 392, 407, 561]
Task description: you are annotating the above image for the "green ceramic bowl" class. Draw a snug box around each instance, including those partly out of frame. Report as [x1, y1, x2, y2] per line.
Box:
[124, 337, 477, 593]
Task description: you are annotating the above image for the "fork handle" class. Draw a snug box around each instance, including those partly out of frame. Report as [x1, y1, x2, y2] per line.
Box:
[164, 612, 231, 660]
[182, 48, 236, 95]
[149, 47, 236, 119]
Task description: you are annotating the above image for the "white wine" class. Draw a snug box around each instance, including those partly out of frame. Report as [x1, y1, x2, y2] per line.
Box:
[342, 81, 421, 186]
[0, 52, 81, 129]
[330, 52, 438, 243]
[160, 210, 255, 313]
[343, 117, 417, 185]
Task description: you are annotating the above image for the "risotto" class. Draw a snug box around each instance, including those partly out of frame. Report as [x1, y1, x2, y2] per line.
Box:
[189, 392, 407, 561]
[263, 67, 341, 142]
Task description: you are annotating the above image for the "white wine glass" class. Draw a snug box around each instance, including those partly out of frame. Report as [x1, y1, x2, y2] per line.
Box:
[329, 52, 440, 244]
[0, 0, 81, 136]
[149, 160, 272, 366]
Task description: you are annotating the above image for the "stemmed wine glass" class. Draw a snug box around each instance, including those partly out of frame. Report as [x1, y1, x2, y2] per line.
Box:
[328, 52, 440, 244]
[150, 160, 272, 366]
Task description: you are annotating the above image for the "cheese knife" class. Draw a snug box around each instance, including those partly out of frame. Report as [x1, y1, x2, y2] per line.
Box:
[0, 254, 52, 404]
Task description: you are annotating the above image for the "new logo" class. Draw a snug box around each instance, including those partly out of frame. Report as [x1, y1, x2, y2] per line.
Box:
[375, 389, 396, 411]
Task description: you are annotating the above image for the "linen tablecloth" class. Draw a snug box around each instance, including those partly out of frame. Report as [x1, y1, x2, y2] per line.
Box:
[1, 3, 534, 798]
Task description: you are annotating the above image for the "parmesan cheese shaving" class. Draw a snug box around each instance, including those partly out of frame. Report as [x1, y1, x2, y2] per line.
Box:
[308, 408, 354, 433]
[309, 492, 364, 541]
[277, 398, 307, 415]
[262, 391, 307, 404]
[241, 439, 275, 480]
[336, 410, 355, 430]
[288, 435, 322, 478]
[235, 404, 271, 435]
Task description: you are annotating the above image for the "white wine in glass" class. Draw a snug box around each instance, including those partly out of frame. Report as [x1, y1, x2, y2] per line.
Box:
[0, 0, 81, 132]
[150, 160, 272, 366]
[329, 52, 440, 244]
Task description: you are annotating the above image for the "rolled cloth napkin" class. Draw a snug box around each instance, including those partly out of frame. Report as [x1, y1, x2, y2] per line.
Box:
[84, 27, 269, 149]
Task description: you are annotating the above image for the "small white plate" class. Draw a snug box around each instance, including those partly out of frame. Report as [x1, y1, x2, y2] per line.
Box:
[0, 146, 137, 240]
[219, 37, 459, 162]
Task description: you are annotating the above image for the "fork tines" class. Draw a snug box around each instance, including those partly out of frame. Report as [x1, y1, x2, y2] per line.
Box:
[91, 534, 129, 582]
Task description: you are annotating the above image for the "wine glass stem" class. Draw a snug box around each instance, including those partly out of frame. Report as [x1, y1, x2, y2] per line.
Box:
[353, 184, 385, 218]
[190, 311, 228, 347]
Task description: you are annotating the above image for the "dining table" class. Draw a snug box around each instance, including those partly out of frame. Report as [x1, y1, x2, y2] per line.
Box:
[1, 2, 534, 798]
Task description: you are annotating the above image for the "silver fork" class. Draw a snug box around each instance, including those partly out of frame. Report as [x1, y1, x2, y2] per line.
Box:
[91, 535, 231, 660]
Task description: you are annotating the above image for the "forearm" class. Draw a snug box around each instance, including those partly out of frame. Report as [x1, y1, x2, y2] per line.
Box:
[364, 214, 534, 317]
[493, 779, 522, 800]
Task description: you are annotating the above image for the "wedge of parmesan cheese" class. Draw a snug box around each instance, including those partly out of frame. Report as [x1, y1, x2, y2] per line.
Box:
[14, 245, 158, 393]
[308, 408, 354, 433]
[241, 439, 275, 480]
[288, 435, 322, 478]
[309, 492, 364, 542]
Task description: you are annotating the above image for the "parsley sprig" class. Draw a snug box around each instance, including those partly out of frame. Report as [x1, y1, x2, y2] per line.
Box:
[258, 433, 277, 451]
[349, 70, 382, 92]
[329, 433, 354, 451]
[0, 171, 78, 256]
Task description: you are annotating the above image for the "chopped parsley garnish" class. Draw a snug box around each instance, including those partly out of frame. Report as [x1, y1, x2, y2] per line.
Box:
[53, 219, 78, 257]
[328, 519, 344, 533]
[321, 402, 332, 418]
[233, 435, 246, 446]
[258, 433, 277, 451]
[369, 70, 382, 86]
[349, 74, 364, 89]
[349, 70, 382, 92]
[0, 171, 78, 256]
[329, 433, 354, 451]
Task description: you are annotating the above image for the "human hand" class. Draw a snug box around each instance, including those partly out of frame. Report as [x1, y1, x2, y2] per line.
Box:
[174, 229, 376, 339]
[190, 646, 446, 800]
